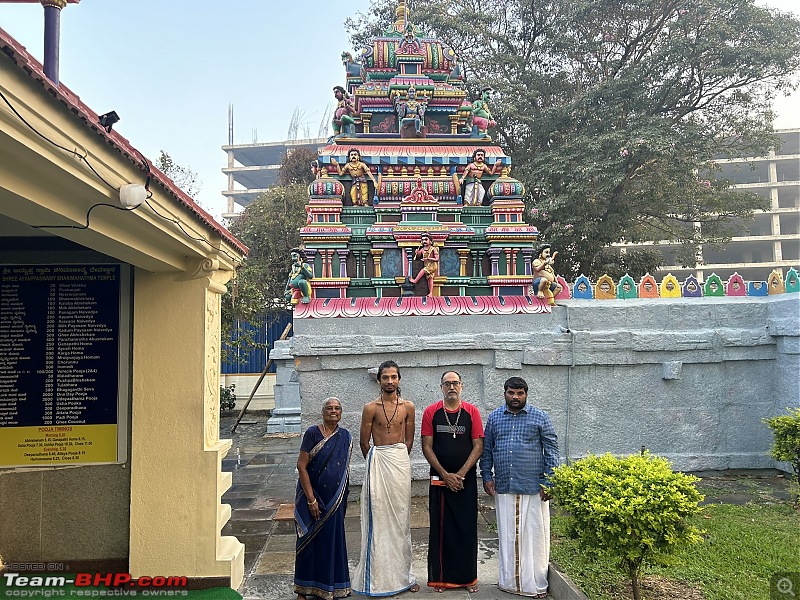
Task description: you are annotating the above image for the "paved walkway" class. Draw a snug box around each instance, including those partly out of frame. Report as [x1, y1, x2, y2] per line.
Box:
[220, 414, 793, 600]
[220, 414, 516, 600]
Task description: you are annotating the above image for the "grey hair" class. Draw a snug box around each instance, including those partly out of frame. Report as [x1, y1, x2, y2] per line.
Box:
[322, 397, 342, 409]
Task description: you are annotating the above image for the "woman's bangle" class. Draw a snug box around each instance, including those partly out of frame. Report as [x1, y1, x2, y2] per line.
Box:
[307, 498, 317, 506]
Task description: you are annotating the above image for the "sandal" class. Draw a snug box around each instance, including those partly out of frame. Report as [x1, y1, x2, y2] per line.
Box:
[467, 585, 480, 593]
[409, 584, 420, 593]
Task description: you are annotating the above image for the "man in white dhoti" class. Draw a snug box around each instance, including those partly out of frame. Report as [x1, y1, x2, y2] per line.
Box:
[480, 376, 559, 598]
[352, 360, 420, 596]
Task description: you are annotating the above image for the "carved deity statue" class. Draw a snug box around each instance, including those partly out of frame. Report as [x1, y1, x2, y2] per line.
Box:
[285, 248, 313, 306]
[395, 86, 425, 137]
[532, 243, 562, 306]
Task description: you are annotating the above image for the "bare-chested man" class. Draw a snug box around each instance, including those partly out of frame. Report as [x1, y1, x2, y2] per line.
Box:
[352, 360, 420, 596]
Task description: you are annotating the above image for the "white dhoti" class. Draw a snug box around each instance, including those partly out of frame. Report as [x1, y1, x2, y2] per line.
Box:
[352, 443, 416, 596]
[495, 493, 550, 597]
[463, 181, 486, 206]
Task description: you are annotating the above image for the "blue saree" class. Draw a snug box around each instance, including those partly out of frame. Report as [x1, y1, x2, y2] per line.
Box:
[294, 425, 353, 599]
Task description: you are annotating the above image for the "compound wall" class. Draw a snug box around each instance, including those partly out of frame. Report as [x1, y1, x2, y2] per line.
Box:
[288, 295, 799, 482]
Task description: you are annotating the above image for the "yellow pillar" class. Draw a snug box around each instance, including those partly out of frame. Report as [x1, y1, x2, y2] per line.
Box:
[457, 249, 470, 277]
[371, 248, 384, 278]
[128, 260, 243, 587]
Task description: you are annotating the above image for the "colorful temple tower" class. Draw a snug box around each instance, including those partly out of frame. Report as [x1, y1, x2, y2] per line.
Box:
[300, 2, 538, 300]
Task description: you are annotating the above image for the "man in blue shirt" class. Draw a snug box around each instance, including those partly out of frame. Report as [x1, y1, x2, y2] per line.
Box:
[480, 376, 559, 598]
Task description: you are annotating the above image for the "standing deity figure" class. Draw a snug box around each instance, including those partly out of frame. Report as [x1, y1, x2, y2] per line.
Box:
[331, 148, 378, 206]
[395, 86, 426, 137]
[406, 233, 439, 297]
[470, 88, 497, 137]
[332, 85, 356, 137]
[459, 148, 502, 206]
[285, 248, 313, 306]
[532, 244, 563, 306]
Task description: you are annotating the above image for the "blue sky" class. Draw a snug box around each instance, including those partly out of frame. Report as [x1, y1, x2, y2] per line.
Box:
[0, 0, 797, 220]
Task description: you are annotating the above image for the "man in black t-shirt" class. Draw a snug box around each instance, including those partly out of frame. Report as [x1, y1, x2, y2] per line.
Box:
[420, 371, 485, 592]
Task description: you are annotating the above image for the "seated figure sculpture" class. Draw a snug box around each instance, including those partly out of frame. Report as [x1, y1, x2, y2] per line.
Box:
[532, 243, 563, 306]
[470, 87, 497, 137]
[395, 86, 425, 137]
[285, 248, 313, 306]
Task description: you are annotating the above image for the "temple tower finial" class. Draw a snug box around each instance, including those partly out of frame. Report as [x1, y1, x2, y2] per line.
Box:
[395, 0, 408, 33]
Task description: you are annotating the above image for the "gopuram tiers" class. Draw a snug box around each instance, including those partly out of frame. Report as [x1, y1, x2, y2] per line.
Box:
[300, 2, 540, 306]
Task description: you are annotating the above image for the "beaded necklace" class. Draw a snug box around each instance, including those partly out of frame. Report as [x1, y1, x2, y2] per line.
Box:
[380, 397, 400, 432]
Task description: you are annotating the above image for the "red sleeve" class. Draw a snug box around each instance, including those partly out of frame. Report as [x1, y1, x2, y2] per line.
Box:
[464, 402, 484, 439]
[421, 401, 441, 436]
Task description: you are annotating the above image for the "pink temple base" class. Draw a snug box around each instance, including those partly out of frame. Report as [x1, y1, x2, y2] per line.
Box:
[294, 295, 552, 318]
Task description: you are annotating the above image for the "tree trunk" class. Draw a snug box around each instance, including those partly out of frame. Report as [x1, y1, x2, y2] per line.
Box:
[630, 565, 642, 600]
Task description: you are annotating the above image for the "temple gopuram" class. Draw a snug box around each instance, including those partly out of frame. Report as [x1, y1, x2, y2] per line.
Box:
[299, 1, 542, 310]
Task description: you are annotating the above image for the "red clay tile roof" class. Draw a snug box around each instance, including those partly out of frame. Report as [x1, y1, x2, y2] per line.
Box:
[0, 26, 248, 256]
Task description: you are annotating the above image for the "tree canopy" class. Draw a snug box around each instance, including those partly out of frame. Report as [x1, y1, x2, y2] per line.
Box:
[276, 146, 319, 186]
[225, 183, 308, 326]
[221, 181, 307, 365]
[155, 150, 201, 199]
[348, 0, 800, 278]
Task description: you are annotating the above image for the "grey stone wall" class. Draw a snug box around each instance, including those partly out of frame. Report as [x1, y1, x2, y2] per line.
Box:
[289, 295, 799, 483]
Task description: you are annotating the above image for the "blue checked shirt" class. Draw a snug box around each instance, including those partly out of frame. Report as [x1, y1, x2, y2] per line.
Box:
[480, 404, 559, 495]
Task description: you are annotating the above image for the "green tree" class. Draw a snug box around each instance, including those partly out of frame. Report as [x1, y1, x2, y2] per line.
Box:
[222, 183, 308, 359]
[764, 408, 800, 507]
[551, 452, 705, 600]
[348, 0, 800, 279]
[277, 146, 319, 186]
[155, 150, 201, 199]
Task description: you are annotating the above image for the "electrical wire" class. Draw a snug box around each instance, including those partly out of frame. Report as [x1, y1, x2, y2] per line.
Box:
[31, 203, 139, 230]
[1, 85, 243, 265]
[0, 87, 118, 191]
[143, 197, 242, 264]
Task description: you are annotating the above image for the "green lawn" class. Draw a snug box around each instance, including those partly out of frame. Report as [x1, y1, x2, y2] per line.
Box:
[551, 480, 799, 600]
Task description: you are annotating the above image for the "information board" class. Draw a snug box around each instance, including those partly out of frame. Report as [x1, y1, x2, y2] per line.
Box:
[0, 264, 129, 467]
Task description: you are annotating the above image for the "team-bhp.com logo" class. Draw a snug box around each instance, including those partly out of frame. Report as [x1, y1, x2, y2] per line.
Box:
[2, 572, 189, 596]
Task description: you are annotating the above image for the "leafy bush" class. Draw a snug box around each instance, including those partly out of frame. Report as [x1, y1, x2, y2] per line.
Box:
[764, 407, 800, 507]
[220, 384, 236, 412]
[551, 452, 704, 600]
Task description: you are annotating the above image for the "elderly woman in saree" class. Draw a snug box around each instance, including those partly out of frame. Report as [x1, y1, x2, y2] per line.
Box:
[294, 397, 353, 600]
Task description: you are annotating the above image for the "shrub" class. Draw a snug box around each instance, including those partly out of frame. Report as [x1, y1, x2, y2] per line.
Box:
[764, 407, 800, 507]
[220, 384, 236, 412]
[551, 452, 704, 600]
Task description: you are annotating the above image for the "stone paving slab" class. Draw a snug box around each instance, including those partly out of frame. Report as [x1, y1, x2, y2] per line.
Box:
[221, 415, 543, 599]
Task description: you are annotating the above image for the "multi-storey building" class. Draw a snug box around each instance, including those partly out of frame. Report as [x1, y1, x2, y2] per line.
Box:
[624, 128, 799, 282]
[221, 137, 325, 217]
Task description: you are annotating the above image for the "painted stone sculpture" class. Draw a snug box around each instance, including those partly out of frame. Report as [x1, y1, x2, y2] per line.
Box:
[459, 148, 502, 206]
[532, 244, 563, 306]
[469, 87, 496, 137]
[330, 148, 378, 206]
[406, 232, 439, 296]
[332, 85, 356, 137]
[285, 248, 314, 306]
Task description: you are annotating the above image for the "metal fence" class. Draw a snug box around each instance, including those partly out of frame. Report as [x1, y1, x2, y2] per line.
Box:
[221, 311, 292, 374]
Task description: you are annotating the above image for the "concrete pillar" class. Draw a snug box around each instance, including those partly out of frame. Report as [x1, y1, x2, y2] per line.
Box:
[266, 339, 301, 433]
[128, 263, 243, 587]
